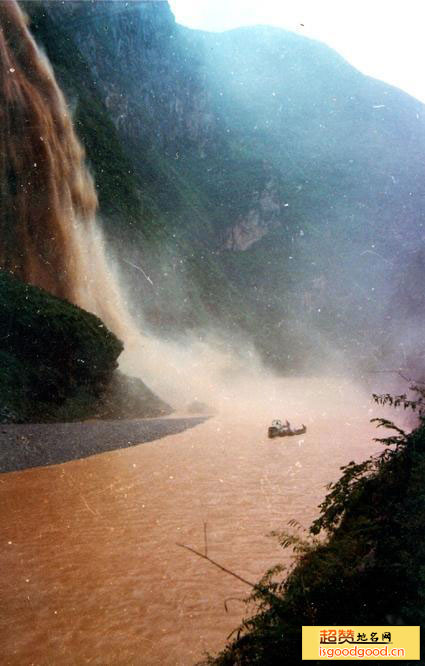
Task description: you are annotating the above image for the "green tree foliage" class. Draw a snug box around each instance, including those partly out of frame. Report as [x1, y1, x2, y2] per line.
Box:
[202, 389, 425, 665]
[0, 271, 122, 422]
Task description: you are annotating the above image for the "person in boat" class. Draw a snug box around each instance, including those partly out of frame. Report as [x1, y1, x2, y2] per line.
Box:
[281, 420, 291, 433]
[280, 421, 307, 436]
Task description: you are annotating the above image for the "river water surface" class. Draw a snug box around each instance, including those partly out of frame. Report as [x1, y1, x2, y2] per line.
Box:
[0, 377, 383, 665]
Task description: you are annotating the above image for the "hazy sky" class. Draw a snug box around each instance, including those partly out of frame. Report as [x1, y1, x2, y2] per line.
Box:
[168, 0, 425, 104]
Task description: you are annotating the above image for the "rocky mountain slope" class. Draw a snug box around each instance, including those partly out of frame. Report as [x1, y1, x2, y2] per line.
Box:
[22, 0, 425, 372]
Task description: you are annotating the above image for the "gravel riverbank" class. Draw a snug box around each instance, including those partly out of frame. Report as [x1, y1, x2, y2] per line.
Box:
[0, 416, 207, 473]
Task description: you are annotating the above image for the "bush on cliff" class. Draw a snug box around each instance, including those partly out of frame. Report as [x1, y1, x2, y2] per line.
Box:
[0, 271, 123, 422]
[202, 390, 425, 665]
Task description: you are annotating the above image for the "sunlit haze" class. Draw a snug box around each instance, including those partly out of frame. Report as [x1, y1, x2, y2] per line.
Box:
[168, 0, 425, 104]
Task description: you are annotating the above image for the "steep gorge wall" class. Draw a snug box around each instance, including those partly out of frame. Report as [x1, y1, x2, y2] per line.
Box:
[20, 0, 425, 371]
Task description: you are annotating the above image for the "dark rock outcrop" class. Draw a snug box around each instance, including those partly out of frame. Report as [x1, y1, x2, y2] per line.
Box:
[0, 271, 170, 422]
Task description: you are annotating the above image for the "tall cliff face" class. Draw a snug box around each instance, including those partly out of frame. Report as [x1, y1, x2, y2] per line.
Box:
[27, 0, 283, 242]
[39, 1, 217, 154]
[37, 2, 425, 241]
[20, 1, 425, 371]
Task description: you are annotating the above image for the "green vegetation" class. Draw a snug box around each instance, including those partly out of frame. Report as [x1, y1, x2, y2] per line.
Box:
[202, 390, 425, 665]
[0, 271, 122, 422]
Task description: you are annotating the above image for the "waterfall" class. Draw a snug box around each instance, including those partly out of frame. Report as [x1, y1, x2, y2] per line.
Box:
[0, 1, 254, 410]
[0, 1, 132, 335]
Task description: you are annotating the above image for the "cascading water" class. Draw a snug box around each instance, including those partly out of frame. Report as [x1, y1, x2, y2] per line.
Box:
[0, 1, 96, 302]
[0, 1, 142, 356]
[0, 1, 237, 409]
[0, 1, 284, 410]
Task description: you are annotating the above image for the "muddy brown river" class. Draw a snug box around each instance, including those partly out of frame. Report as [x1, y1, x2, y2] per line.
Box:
[0, 377, 383, 665]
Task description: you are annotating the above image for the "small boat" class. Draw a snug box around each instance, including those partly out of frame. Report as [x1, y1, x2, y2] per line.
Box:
[268, 419, 307, 439]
